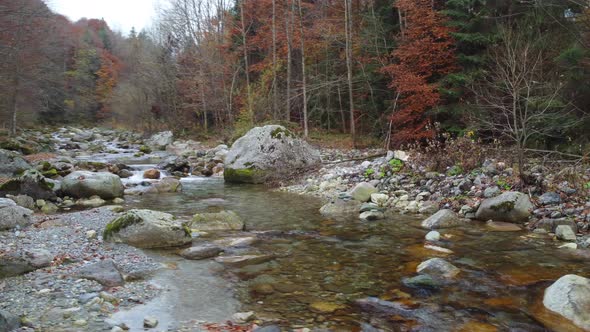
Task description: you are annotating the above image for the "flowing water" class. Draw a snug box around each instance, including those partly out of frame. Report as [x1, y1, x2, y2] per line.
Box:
[118, 175, 590, 331]
[53, 132, 590, 331]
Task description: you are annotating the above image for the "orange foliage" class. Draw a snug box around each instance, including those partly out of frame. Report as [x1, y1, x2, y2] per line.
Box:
[382, 0, 457, 146]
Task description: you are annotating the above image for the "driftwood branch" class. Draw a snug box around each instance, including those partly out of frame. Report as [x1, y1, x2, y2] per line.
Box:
[322, 152, 387, 164]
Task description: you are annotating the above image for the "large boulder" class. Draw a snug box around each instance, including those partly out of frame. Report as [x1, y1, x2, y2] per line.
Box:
[475, 191, 533, 223]
[0, 205, 33, 230]
[224, 125, 321, 184]
[190, 210, 244, 231]
[146, 131, 174, 150]
[543, 274, 590, 330]
[0, 149, 30, 177]
[421, 209, 463, 229]
[0, 248, 53, 278]
[0, 169, 56, 200]
[62, 171, 124, 199]
[103, 209, 191, 249]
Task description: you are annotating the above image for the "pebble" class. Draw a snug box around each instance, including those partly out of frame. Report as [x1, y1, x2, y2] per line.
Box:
[143, 316, 159, 328]
[425, 231, 440, 242]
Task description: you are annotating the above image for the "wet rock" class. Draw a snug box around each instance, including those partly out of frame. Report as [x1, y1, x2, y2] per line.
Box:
[74, 260, 125, 287]
[421, 209, 462, 229]
[0, 248, 53, 278]
[319, 199, 360, 221]
[360, 202, 381, 213]
[416, 258, 459, 279]
[351, 182, 378, 202]
[143, 169, 160, 180]
[151, 177, 182, 193]
[215, 255, 274, 267]
[146, 131, 173, 150]
[0, 149, 30, 177]
[402, 275, 440, 289]
[425, 231, 440, 242]
[360, 210, 385, 221]
[62, 171, 124, 199]
[76, 196, 106, 208]
[309, 302, 345, 314]
[224, 125, 321, 184]
[0, 169, 57, 200]
[253, 326, 281, 332]
[475, 191, 533, 223]
[559, 243, 577, 249]
[190, 210, 244, 231]
[536, 218, 577, 233]
[0, 205, 33, 230]
[543, 274, 590, 330]
[370, 193, 389, 206]
[179, 245, 223, 260]
[143, 316, 159, 328]
[485, 220, 522, 232]
[555, 225, 576, 241]
[539, 192, 561, 205]
[104, 209, 192, 248]
[0, 198, 16, 208]
[0, 310, 20, 332]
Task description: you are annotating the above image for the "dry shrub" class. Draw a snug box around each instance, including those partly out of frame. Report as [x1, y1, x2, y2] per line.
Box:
[409, 134, 490, 173]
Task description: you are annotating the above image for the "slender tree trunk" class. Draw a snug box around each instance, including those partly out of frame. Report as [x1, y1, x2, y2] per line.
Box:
[271, 0, 278, 119]
[240, 0, 252, 114]
[285, 0, 293, 122]
[345, 0, 356, 146]
[297, 0, 309, 137]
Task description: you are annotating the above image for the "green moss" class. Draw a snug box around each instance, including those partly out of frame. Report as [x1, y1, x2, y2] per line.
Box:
[490, 200, 515, 211]
[103, 213, 142, 240]
[139, 145, 152, 154]
[270, 127, 294, 139]
[182, 224, 192, 237]
[224, 167, 267, 184]
[42, 168, 58, 178]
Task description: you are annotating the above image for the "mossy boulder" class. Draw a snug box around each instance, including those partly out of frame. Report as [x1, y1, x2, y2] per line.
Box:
[475, 191, 533, 223]
[103, 209, 192, 249]
[224, 125, 321, 184]
[0, 169, 56, 200]
[189, 210, 244, 231]
[0, 149, 30, 177]
[62, 171, 124, 199]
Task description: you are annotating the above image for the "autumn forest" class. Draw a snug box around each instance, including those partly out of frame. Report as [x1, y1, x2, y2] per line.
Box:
[1, 0, 590, 152]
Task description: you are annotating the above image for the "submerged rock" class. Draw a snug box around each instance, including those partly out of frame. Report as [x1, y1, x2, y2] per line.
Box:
[190, 210, 244, 231]
[475, 191, 533, 223]
[103, 209, 192, 249]
[224, 125, 321, 184]
[421, 209, 462, 229]
[179, 245, 223, 260]
[543, 274, 590, 330]
[62, 171, 124, 199]
[215, 255, 274, 267]
[319, 199, 360, 221]
[416, 258, 460, 279]
[143, 169, 160, 179]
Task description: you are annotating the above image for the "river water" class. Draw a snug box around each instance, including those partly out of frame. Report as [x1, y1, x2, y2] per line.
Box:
[54, 131, 590, 331]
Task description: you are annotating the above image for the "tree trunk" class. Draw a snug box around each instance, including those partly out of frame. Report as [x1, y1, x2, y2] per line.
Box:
[271, 0, 278, 119]
[345, 0, 356, 146]
[240, 0, 252, 114]
[297, 0, 309, 138]
[285, 0, 293, 122]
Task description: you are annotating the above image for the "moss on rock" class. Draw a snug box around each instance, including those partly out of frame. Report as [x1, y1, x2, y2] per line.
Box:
[224, 167, 267, 184]
[103, 213, 142, 240]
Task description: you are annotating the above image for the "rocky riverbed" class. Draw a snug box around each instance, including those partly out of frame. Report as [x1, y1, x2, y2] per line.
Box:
[1, 125, 590, 332]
